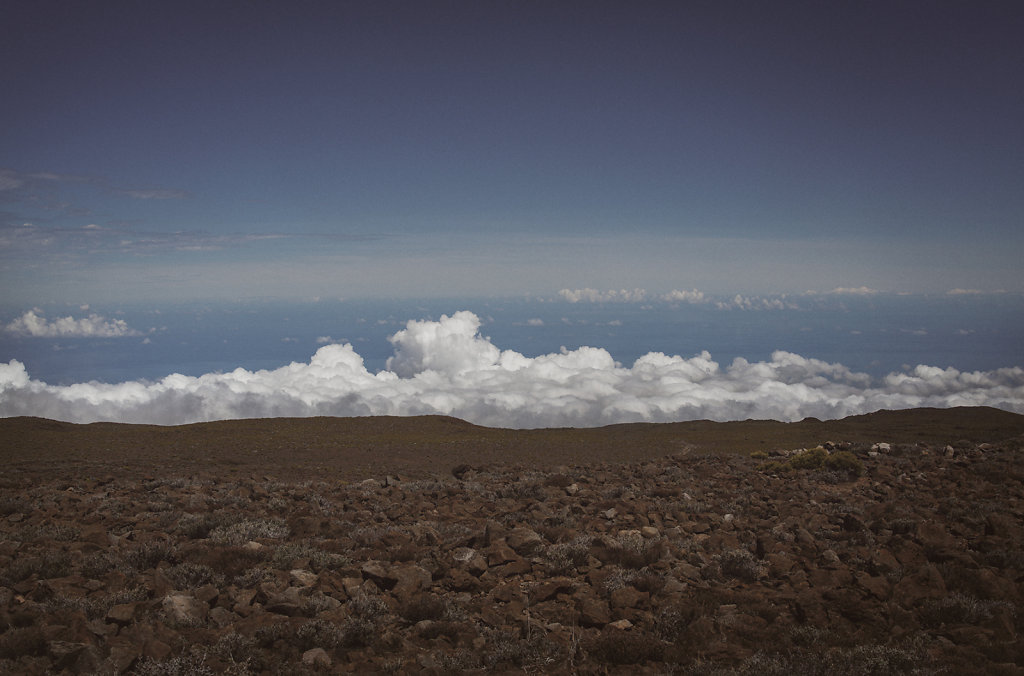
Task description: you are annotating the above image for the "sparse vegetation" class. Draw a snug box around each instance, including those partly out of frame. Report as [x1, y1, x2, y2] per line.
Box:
[718, 547, 764, 581]
[209, 517, 289, 545]
[787, 446, 828, 470]
[823, 450, 864, 477]
[0, 410, 1021, 674]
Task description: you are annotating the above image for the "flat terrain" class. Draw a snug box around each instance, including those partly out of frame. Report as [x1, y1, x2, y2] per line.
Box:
[1, 407, 1023, 674]
[3, 406, 1023, 481]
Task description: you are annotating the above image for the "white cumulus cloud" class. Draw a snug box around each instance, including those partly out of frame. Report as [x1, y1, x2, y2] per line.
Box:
[1, 311, 1022, 428]
[4, 310, 142, 338]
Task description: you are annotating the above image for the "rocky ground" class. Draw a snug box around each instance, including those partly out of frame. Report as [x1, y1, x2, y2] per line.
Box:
[1, 408, 1023, 674]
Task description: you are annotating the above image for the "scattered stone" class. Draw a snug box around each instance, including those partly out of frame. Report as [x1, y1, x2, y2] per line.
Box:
[302, 647, 332, 667]
[4, 420, 1022, 674]
[289, 568, 318, 587]
[161, 593, 208, 626]
[106, 602, 137, 625]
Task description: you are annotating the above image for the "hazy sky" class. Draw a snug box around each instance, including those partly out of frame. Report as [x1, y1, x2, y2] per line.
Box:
[2, 1, 1022, 304]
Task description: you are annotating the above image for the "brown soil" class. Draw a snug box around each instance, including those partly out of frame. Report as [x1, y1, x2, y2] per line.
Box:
[3, 406, 1022, 481]
[0, 406, 1022, 674]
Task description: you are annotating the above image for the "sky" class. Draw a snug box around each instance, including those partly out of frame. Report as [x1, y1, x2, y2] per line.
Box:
[2, 1, 1023, 304]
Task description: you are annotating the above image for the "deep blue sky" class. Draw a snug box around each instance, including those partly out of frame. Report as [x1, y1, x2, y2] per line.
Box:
[2, 1, 1022, 303]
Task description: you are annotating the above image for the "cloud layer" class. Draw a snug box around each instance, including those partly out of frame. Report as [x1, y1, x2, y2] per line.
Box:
[4, 310, 142, 338]
[1, 311, 1022, 428]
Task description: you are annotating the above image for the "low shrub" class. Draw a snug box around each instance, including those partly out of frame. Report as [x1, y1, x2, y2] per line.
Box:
[545, 535, 593, 574]
[921, 593, 1015, 627]
[757, 460, 789, 474]
[211, 632, 262, 672]
[718, 548, 763, 582]
[123, 541, 179, 571]
[209, 518, 289, 545]
[788, 447, 828, 471]
[823, 451, 864, 477]
[295, 618, 343, 650]
[270, 541, 350, 571]
[598, 532, 665, 569]
[134, 650, 215, 676]
[164, 562, 224, 590]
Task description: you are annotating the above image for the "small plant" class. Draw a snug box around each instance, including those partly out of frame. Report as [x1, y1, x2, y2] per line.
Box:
[921, 593, 1015, 627]
[134, 649, 215, 676]
[164, 562, 224, 590]
[718, 548, 763, 582]
[435, 649, 481, 671]
[823, 451, 864, 477]
[45, 585, 149, 620]
[757, 460, 789, 474]
[254, 621, 293, 648]
[348, 589, 390, 621]
[295, 618, 343, 650]
[209, 518, 289, 545]
[211, 633, 261, 673]
[270, 541, 350, 571]
[749, 450, 769, 459]
[545, 535, 593, 574]
[788, 446, 828, 471]
[123, 540, 179, 571]
[481, 627, 559, 670]
[599, 532, 665, 569]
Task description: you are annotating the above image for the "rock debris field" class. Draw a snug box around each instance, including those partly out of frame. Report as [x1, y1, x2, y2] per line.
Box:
[1, 407, 1023, 674]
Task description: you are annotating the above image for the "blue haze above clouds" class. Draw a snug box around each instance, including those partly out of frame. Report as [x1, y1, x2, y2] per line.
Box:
[1, 2, 1022, 426]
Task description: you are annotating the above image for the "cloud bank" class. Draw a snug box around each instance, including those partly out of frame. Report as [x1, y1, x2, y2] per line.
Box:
[559, 288, 649, 303]
[556, 287, 811, 310]
[2, 311, 1022, 428]
[3, 310, 142, 338]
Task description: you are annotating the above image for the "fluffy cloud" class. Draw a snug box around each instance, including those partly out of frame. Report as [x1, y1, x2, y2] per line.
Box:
[4, 310, 142, 338]
[2, 311, 1022, 428]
